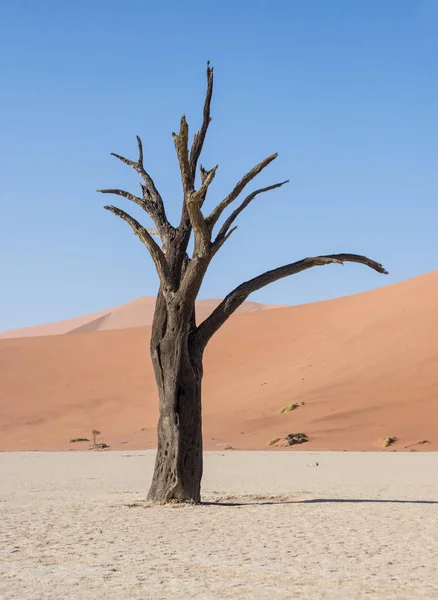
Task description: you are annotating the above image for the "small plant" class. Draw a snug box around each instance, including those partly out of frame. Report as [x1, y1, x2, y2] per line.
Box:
[384, 436, 397, 448]
[92, 429, 101, 447]
[279, 403, 299, 414]
[69, 437, 90, 443]
[268, 437, 281, 446]
[90, 430, 109, 450]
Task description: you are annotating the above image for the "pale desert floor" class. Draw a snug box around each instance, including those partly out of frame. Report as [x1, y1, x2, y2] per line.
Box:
[1, 451, 437, 599]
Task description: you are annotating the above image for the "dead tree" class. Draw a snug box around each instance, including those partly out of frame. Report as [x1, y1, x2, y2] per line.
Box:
[98, 63, 387, 504]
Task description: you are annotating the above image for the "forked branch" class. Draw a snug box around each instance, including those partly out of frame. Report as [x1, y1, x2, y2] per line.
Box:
[104, 205, 173, 289]
[187, 165, 218, 256]
[206, 153, 278, 230]
[103, 136, 169, 232]
[196, 253, 388, 349]
[214, 179, 289, 248]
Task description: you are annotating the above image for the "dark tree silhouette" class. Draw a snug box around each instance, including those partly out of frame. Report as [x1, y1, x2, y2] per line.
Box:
[98, 63, 387, 504]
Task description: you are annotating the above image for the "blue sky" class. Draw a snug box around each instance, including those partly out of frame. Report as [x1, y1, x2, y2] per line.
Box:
[1, 0, 437, 331]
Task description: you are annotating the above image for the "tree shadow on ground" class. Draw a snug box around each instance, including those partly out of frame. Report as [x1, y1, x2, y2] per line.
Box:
[202, 498, 438, 507]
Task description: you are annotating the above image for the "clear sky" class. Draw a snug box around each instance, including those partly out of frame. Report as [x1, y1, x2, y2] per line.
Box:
[1, 0, 437, 331]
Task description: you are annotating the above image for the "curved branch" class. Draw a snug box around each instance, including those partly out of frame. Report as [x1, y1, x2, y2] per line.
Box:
[196, 253, 388, 349]
[104, 205, 173, 290]
[214, 179, 289, 248]
[206, 153, 278, 230]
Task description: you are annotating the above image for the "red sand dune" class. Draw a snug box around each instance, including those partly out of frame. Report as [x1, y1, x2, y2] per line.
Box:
[0, 297, 280, 339]
[0, 271, 437, 452]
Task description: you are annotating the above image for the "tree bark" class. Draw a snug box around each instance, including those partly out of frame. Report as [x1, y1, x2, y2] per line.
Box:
[147, 297, 203, 503]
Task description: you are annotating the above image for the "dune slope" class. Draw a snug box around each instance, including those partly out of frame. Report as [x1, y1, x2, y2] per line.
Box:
[0, 271, 437, 451]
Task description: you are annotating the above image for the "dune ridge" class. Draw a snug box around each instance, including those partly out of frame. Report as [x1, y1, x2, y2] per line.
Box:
[0, 297, 281, 339]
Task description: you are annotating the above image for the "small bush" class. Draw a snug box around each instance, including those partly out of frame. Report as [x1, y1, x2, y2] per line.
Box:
[268, 437, 281, 446]
[92, 429, 101, 446]
[283, 433, 309, 446]
[89, 430, 109, 450]
[279, 403, 299, 414]
[384, 436, 397, 448]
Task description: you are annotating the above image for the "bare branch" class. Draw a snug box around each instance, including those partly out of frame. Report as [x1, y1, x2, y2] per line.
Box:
[190, 62, 214, 179]
[197, 164, 218, 201]
[186, 165, 218, 256]
[146, 228, 159, 237]
[196, 164, 216, 208]
[173, 116, 193, 195]
[186, 193, 210, 256]
[206, 153, 278, 230]
[214, 225, 238, 253]
[196, 253, 388, 349]
[104, 205, 173, 290]
[200, 164, 209, 181]
[136, 135, 143, 166]
[135, 136, 167, 217]
[214, 179, 289, 248]
[97, 188, 144, 209]
[177, 62, 213, 237]
[176, 164, 219, 298]
[111, 152, 137, 170]
[108, 138, 169, 231]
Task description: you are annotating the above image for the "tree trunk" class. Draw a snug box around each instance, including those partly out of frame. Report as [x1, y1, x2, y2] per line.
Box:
[147, 297, 203, 503]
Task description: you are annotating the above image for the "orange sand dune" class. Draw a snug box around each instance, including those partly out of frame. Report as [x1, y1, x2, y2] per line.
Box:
[0, 271, 437, 452]
[0, 297, 279, 339]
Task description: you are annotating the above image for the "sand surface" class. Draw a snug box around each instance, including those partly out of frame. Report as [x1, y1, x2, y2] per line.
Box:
[1, 451, 437, 599]
[0, 270, 437, 452]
